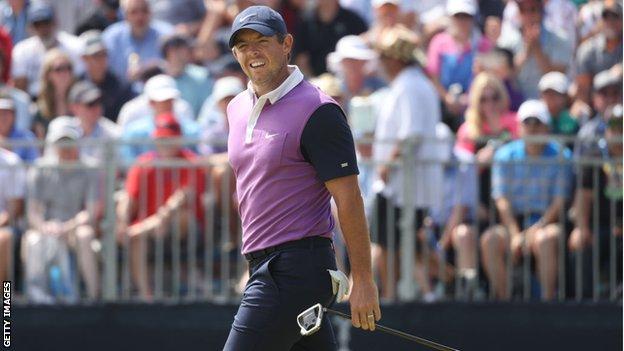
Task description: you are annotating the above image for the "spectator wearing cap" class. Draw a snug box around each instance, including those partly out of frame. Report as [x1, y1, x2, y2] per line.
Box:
[538, 72, 579, 136]
[361, 0, 402, 45]
[48, 81, 121, 162]
[427, 0, 492, 132]
[0, 146, 25, 285]
[10, 1, 83, 97]
[75, 0, 122, 36]
[371, 24, 443, 300]
[497, 0, 573, 99]
[120, 74, 199, 163]
[326, 35, 383, 100]
[293, 0, 368, 76]
[0, 0, 28, 44]
[575, 0, 622, 105]
[117, 73, 194, 127]
[118, 111, 206, 300]
[79, 30, 136, 122]
[575, 68, 623, 159]
[569, 103, 623, 298]
[197, 76, 244, 156]
[31, 49, 76, 140]
[0, 49, 32, 131]
[0, 95, 39, 163]
[482, 99, 572, 301]
[102, 0, 173, 83]
[162, 34, 213, 116]
[22, 121, 100, 303]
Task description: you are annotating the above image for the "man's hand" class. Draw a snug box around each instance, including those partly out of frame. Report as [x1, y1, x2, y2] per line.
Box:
[348, 278, 381, 331]
[523, 23, 541, 51]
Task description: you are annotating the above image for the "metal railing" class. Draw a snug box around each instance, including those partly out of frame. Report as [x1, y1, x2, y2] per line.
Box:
[0, 135, 621, 304]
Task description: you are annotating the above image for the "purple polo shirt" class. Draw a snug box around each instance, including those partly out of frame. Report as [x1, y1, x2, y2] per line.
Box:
[227, 67, 338, 254]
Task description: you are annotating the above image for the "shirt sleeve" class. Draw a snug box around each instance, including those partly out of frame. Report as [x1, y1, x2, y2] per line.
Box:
[10, 42, 28, 78]
[300, 103, 359, 182]
[491, 148, 509, 200]
[426, 34, 442, 76]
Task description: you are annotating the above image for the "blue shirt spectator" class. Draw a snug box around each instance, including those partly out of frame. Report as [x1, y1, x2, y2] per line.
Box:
[0, 96, 38, 163]
[102, 0, 173, 83]
[0, 0, 28, 44]
[492, 139, 572, 223]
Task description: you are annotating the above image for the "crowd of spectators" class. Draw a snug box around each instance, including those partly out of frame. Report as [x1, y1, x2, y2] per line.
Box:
[0, 0, 621, 303]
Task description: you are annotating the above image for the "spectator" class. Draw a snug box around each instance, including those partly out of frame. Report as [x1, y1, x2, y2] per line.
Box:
[0, 0, 28, 44]
[455, 72, 518, 156]
[48, 0, 94, 35]
[294, 0, 368, 76]
[0, 96, 39, 163]
[22, 121, 100, 303]
[0, 147, 25, 284]
[118, 112, 206, 300]
[481, 99, 572, 301]
[79, 30, 135, 122]
[326, 34, 382, 100]
[538, 71, 579, 137]
[498, 0, 573, 99]
[474, 47, 524, 112]
[117, 72, 195, 128]
[121, 74, 200, 163]
[502, 0, 578, 44]
[75, 0, 122, 36]
[32, 49, 76, 140]
[576, 68, 623, 158]
[371, 24, 443, 300]
[0, 26, 12, 83]
[427, 0, 492, 131]
[569, 103, 623, 298]
[48, 81, 120, 162]
[11, 1, 83, 97]
[149, 0, 206, 36]
[161, 34, 213, 116]
[197, 76, 244, 156]
[0, 50, 32, 131]
[362, 0, 403, 45]
[415, 123, 479, 302]
[102, 0, 173, 83]
[575, 1, 622, 105]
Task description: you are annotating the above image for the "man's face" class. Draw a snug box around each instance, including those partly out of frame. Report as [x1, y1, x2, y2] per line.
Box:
[451, 13, 474, 35]
[55, 138, 79, 162]
[124, 0, 150, 34]
[72, 99, 102, 126]
[150, 98, 175, 115]
[594, 85, 623, 116]
[155, 139, 181, 158]
[166, 44, 192, 67]
[83, 50, 108, 77]
[518, 0, 542, 27]
[232, 29, 293, 90]
[32, 19, 55, 41]
[520, 117, 548, 138]
[374, 3, 400, 27]
[602, 10, 623, 38]
[340, 58, 366, 94]
[0, 109, 14, 136]
[541, 90, 567, 115]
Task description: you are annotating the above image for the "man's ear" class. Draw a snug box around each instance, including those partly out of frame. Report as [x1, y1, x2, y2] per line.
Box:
[232, 47, 239, 60]
[283, 34, 294, 55]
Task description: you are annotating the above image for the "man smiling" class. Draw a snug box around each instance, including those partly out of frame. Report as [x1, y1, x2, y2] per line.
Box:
[223, 6, 380, 350]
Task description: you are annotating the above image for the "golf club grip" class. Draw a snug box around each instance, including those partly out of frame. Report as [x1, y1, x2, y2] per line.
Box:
[324, 308, 459, 351]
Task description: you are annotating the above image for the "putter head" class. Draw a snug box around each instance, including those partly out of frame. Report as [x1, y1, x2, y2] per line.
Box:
[297, 303, 324, 336]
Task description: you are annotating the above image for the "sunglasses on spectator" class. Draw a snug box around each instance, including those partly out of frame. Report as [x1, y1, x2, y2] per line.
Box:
[602, 11, 621, 20]
[453, 13, 473, 20]
[480, 94, 500, 103]
[32, 20, 52, 27]
[51, 64, 72, 73]
[519, 5, 541, 14]
[522, 117, 543, 126]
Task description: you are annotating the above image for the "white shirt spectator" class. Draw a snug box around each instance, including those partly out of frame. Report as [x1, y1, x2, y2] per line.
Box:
[372, 66, 444, 209]
[116, 94, 195, 127]
[11, 31, 84, 97]
[0, 148, 26, 214]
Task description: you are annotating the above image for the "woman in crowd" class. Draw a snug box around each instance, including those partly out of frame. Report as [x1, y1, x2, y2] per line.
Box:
[32, 49, 76, 140]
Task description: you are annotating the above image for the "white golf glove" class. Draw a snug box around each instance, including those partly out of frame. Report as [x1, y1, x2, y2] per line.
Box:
[327, 269, 350, 303]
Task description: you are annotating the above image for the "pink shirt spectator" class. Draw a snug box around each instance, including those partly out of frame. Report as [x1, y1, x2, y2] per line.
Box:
[455, 111, 518, 154]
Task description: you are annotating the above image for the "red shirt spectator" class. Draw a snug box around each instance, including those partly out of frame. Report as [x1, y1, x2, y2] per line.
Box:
[0, 27, 12, 83]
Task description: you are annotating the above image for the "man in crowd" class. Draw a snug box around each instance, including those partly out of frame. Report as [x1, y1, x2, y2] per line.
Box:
[0, 147, 25, 284]
[0, 95, 39, 163]
[481, 100, 572, 301]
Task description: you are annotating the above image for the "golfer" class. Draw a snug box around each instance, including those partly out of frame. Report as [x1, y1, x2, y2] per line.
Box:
[223, 5, 380, 350]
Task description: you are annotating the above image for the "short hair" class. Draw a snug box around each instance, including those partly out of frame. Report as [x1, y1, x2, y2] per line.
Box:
[120, 0, 149, 12]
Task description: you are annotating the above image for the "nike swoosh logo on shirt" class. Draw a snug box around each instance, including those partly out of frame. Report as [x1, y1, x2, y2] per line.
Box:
[265, 132, 279, 139]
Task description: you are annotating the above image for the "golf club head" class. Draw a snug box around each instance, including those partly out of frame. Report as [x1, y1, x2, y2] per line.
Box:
[297, 303, 324, 336]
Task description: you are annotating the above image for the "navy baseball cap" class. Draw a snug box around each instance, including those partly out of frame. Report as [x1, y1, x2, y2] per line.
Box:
[229, 6, 287, 48]
[28, 2, 55, 24]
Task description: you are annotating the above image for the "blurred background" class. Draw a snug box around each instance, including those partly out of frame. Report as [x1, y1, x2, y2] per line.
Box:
[0, 0, 621, 350]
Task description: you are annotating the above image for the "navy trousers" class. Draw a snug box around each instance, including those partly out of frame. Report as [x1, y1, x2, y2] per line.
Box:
[223, 244, 338, 350]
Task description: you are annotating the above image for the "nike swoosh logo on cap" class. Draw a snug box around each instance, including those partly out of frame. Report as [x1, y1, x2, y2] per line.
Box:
[239, 14, 256, 23]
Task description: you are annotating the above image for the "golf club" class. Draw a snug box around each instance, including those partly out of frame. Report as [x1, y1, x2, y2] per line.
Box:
[297, 303, 460, 351]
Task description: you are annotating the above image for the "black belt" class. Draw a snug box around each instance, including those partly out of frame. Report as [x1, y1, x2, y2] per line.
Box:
[244, 236, 332, 262]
